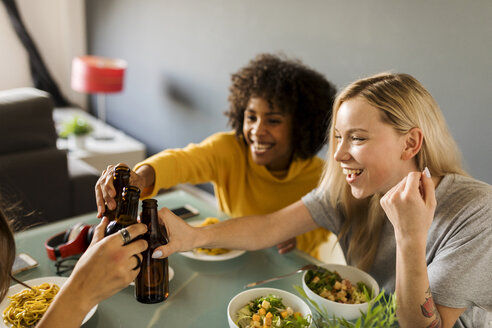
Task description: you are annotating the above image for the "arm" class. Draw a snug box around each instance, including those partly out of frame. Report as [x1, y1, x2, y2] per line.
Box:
[152, 200, 319, 258]
[37, 219, 148, 328]
[380, 171, 465, 328]
[96, 134, 226, 217]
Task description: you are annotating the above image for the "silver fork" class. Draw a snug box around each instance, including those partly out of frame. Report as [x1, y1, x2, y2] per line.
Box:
[244, 264, 320, 288]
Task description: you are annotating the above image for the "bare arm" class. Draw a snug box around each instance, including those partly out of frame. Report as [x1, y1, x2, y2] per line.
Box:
[395, 235, 465, 327]
[37, 219, 148, 328]
[134, 164, 156, 190]
[153, 200, 319, 258]
[381, 171, 465, 327]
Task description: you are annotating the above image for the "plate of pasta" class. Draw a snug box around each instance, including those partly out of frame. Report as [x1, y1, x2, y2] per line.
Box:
[179, 217, 246, 261]
[1, 276, 97, 327]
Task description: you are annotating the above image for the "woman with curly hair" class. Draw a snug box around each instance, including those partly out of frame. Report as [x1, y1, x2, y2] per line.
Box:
[95, 53, 337, 258]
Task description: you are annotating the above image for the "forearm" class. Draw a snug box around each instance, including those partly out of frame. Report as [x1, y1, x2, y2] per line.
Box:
[198, 215, 279, 250]
[395, 240, 442, 328]
[135, 164, 155, 189]
[197, 201, 317, 251]
[37, 280, 94, 328]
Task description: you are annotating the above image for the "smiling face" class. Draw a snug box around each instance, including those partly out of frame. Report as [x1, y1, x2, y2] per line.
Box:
[243, 97, 294, 171]
[334, 97, 417, 199]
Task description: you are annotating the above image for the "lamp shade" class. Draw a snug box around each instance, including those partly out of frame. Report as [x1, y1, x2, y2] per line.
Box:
[71, 56, 127, 93]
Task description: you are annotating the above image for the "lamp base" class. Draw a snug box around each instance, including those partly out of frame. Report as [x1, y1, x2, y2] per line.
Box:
[93, 93, 114, 140]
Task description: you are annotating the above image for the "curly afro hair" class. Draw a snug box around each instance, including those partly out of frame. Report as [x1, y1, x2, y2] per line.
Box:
[226, 53, 337, 159]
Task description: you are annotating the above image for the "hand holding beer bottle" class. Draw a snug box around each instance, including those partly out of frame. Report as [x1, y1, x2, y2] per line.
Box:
[105, 186, 141, 237]
[95, 163, 155, 219]
[103, 165, 131, 221]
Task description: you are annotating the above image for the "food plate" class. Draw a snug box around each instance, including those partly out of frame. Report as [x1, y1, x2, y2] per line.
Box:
[179, 249, 245, 261]
[0, 276, 97, 327]
[178, 220, 246, 261]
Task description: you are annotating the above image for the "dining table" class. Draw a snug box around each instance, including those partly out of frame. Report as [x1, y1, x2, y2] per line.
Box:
[11, 188, 323, 327]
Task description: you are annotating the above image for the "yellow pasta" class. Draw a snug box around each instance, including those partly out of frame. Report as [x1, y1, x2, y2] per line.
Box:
[195, 217, 231, 256]
[2, 283, 59, 328]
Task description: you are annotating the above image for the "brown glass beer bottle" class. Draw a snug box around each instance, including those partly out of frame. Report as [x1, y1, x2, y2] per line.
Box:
[103, 165, 131, 221]
[135, 199, 169, 303]
[105, 185, 140, 236]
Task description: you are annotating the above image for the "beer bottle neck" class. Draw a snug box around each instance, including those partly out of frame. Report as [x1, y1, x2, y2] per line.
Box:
[113, 176, 130, 195]
[116, 197, 139, 226]
[151, 212, 168, 245]
[113, 166, 131, 194]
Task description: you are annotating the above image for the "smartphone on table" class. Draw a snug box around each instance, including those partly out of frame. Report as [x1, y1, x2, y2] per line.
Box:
[171, 204, 199, 220]
[12, 253, 39, 274]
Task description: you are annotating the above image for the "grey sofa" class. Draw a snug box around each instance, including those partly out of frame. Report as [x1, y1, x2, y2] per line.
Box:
[0, 88, 99, 230]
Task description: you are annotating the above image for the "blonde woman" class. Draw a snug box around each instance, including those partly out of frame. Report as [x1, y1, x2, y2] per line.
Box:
[152, 73, 491, 327]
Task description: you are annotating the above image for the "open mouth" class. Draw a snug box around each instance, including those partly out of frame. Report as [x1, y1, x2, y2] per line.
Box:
[252, 142, 273, 153]
[342, 168, 363, 179]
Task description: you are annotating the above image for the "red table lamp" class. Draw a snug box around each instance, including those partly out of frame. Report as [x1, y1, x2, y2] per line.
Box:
[71, 55, 127, 140]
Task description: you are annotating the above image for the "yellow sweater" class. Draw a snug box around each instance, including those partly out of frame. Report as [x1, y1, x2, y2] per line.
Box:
[134, 131, 330, 258]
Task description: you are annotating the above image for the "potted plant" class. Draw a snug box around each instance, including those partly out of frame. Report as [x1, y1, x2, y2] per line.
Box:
[59, 116, 93, 150]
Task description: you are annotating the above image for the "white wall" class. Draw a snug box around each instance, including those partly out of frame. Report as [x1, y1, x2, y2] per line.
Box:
[0, 0, 87, 108]
[86, 0, 492, 184]
[1, 0, 491, 184]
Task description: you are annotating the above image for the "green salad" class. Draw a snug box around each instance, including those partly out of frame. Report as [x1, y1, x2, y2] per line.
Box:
[236, 294, 310, 328]
[305, 268, 371, 304]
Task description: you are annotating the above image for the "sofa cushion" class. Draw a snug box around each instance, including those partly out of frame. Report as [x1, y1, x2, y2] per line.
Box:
[0, 148, 71, 230]
[68, 156, 99, 216]
[0, 88, 57, 154]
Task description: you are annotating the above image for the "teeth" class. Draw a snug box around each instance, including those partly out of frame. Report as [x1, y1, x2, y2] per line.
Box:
[343, 168, 363, 176]
[253, 143, 271, 150]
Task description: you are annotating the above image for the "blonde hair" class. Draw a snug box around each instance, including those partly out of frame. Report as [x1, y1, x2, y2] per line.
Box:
[319, 73, 467, 271]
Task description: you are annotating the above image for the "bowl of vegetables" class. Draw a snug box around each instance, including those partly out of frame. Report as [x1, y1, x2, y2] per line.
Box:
[301, 263, 379, 321]
[227, 287, 312, 328]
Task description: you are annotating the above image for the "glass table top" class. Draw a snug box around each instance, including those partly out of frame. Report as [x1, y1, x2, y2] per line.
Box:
[13, 189, 321, 327]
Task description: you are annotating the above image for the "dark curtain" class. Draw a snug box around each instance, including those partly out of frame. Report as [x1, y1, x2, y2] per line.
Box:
[1, 0, 72, 107]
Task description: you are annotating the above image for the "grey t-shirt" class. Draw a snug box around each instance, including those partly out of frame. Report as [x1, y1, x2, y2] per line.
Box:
[302, 174, 492, 327]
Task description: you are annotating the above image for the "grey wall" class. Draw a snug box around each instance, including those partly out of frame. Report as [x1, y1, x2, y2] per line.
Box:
[86, 0, 492, 184]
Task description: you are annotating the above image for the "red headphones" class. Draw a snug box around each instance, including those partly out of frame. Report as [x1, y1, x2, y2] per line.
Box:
[45, 223, 96, 261]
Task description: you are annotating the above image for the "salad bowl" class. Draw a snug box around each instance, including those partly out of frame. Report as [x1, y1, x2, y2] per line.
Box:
[301, 263, 379, 321]
[227, 287, 312, 328]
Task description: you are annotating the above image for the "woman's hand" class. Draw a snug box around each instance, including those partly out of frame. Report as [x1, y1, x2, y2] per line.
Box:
[37, 219, 148, 328]
[152, 208, 198, 259]
[64, 218, 148, 307]
[94, 163, 145, 218]
[151, 201, 319, 259]
[276, 238, 297, 254]
[380, 169, 437, 246]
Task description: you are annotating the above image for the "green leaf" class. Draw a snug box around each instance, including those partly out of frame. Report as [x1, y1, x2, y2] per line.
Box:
[293, 285, 398, 328]
[59, 116, 93, 137]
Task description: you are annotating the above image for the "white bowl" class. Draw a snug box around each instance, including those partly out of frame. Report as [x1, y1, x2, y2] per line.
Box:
[301, 263, 379, 321]
[227, 287, 312, 328]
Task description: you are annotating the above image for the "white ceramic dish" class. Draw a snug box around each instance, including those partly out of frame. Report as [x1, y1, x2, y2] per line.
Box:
[179, 221, 245, 261]
[0, 276, 97, 327]
[301, 263, 379, 321]
[227, 287, 312, 328]
[179, 248, 245, 261]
